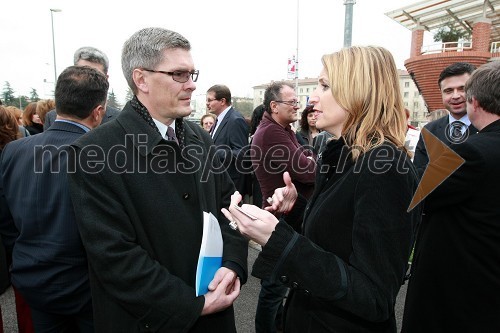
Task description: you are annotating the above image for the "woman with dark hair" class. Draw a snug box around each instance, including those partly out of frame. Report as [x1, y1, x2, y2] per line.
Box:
[250, 104, 265, 136]
[298, 104, 320, 147]
[22, 102, 43, 135]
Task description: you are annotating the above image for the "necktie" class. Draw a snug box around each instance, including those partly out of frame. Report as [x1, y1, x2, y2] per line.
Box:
[450, 121, 466, 141]
[210, 117, 218, 137]
[166, 126, 178, 144]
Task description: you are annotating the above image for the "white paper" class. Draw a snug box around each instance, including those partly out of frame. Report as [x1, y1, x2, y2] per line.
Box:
[405, 128, 421, 161]
[195, 212, 223, 296]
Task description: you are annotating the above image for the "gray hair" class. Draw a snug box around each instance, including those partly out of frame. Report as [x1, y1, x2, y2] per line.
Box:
[263, 81, 294, 114]
[73, 46, 109, 74]
[465, 61, 500, 116]
[121, 27, 191, 94]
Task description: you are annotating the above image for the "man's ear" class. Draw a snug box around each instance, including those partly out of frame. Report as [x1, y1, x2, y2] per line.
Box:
[92, 104, 105, 123]
[133, 69, 149, 93]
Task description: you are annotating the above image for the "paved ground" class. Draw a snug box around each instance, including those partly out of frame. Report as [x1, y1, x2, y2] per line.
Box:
[1, 243, 407, 332]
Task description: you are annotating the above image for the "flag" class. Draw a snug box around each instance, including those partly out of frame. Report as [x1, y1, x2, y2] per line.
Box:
[287, 56, 296, 79]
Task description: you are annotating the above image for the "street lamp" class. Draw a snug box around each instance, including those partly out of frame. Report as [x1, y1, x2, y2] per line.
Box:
[50, 9, 62, 86]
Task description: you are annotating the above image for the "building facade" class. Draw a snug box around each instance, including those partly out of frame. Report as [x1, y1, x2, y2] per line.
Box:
[252, 72, 429, 129]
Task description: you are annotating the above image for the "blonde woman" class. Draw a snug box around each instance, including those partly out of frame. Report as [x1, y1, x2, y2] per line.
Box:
[223, 46, 422, 332]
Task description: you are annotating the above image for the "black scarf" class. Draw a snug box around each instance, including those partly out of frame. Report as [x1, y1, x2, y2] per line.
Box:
[130, 96, 185, 149]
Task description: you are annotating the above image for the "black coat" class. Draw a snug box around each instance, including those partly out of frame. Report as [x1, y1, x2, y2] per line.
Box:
[68, 103, 248, 332]
[402, 119, 500, 333]
[253, 140, 421, 332]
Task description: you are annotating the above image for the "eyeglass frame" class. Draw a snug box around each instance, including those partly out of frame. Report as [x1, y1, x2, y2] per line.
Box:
[273, 100, 300, 107]
[206, 98, 220, 103]
[141, 68, 199, 83]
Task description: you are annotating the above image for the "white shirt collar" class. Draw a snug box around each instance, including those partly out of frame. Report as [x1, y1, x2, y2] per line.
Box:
[448, 114, 471, 127]
[212, 106, 231, 135]
[152, 118, 176, 139]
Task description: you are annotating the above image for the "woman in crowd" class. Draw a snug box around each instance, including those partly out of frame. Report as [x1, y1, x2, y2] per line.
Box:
[200, 113, 217, 132]
[35, 99, 56, 126]
[297, 104, 320, 148]
[22, 102, 43, 135]
[223, 46, 421, 333]
[5, 106, 30, 137]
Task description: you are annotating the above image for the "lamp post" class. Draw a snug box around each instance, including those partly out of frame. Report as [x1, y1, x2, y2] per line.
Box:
[50, 9, 62, 86]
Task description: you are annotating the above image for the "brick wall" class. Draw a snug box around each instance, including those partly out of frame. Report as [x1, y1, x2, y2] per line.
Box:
[405, 52, 490, 112]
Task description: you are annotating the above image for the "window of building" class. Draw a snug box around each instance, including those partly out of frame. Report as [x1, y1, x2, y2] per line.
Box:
[300, 88, 303, 93]
[405, 82, 410, 88]
[404, 92, 409, 98]
[413, 112, 418, 119]
[414, 91, 419, 97]
[404, 102, 408, 106]
[307, 88, 310, 93]
[414, 102, 419, 108]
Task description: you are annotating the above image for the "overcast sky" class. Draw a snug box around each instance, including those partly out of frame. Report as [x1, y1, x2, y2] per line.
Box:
[2, 0, 434, 104]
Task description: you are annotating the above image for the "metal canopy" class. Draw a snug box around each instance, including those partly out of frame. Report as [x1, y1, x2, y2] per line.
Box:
[385, 0, 500, 43]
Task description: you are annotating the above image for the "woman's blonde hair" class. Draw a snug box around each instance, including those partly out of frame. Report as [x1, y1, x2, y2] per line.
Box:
[321, 46, 407, 160]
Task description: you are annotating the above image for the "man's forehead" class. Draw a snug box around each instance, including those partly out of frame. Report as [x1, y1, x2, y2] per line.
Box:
[76, 59, 105, 74]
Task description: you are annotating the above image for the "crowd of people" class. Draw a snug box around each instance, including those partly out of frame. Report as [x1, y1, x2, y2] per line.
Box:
[1, 25, 499, 333]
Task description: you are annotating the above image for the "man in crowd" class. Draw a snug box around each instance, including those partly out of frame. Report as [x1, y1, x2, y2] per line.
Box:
[251, 81, 316, 332]
[44, 46, 119, 129]
[413, 62, 477, 173]
[67, 27, 248, 332]
[206, 84, 249, 194]
[0, 65, 109, 332]
[402, 61, 500, 332]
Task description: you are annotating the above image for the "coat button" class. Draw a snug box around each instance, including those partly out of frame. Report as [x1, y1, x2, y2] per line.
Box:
[145, 324, 150, 329]
[291, 282, 299, 289]
[183, 193, 190, 200]
[304, 289, 310, 295]
[279, 275, 289, 283]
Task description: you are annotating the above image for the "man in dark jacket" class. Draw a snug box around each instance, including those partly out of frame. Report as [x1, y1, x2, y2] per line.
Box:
[413, 62, 477, 174]
[402, 61, 500, 332]
[0, 66, 109, 332]
[67, 27, 248, 333]
[206, 84, 249, 194]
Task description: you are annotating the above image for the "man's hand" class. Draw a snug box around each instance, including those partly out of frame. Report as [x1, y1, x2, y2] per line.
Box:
[265, 172, 298, 213]
[201, 268, 240, 316]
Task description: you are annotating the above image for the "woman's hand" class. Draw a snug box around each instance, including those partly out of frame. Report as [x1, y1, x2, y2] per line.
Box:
[264, 172, 298, 214]
[221, 191, 279, 246]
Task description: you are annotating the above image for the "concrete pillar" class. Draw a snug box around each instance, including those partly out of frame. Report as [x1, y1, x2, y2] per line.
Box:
[472, 17, 492, 52]
[410, 26, 425, 58]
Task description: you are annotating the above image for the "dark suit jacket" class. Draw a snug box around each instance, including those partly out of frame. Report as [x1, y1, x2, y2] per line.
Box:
[68, 103, 248, 332]
[0, 121, 91, 314]
[413, 115, 478, 174]
[43, 105, 120, 130]
[212, 107, 249, 193]
[402, 119, 500, 333]
[253, 141, 421, 332]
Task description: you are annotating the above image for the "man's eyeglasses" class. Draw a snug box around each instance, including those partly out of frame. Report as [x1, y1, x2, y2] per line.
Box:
[274, 100, 300, 107]
[142, 68, 199, 83]
[206, 98, 219, 103]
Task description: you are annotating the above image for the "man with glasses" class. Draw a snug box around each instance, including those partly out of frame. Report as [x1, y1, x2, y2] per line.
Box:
[206, 85, 249, 194]
[67, 27, 248, 333]
[251, 81, 316, 333]
[44, 46, 120, 130]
